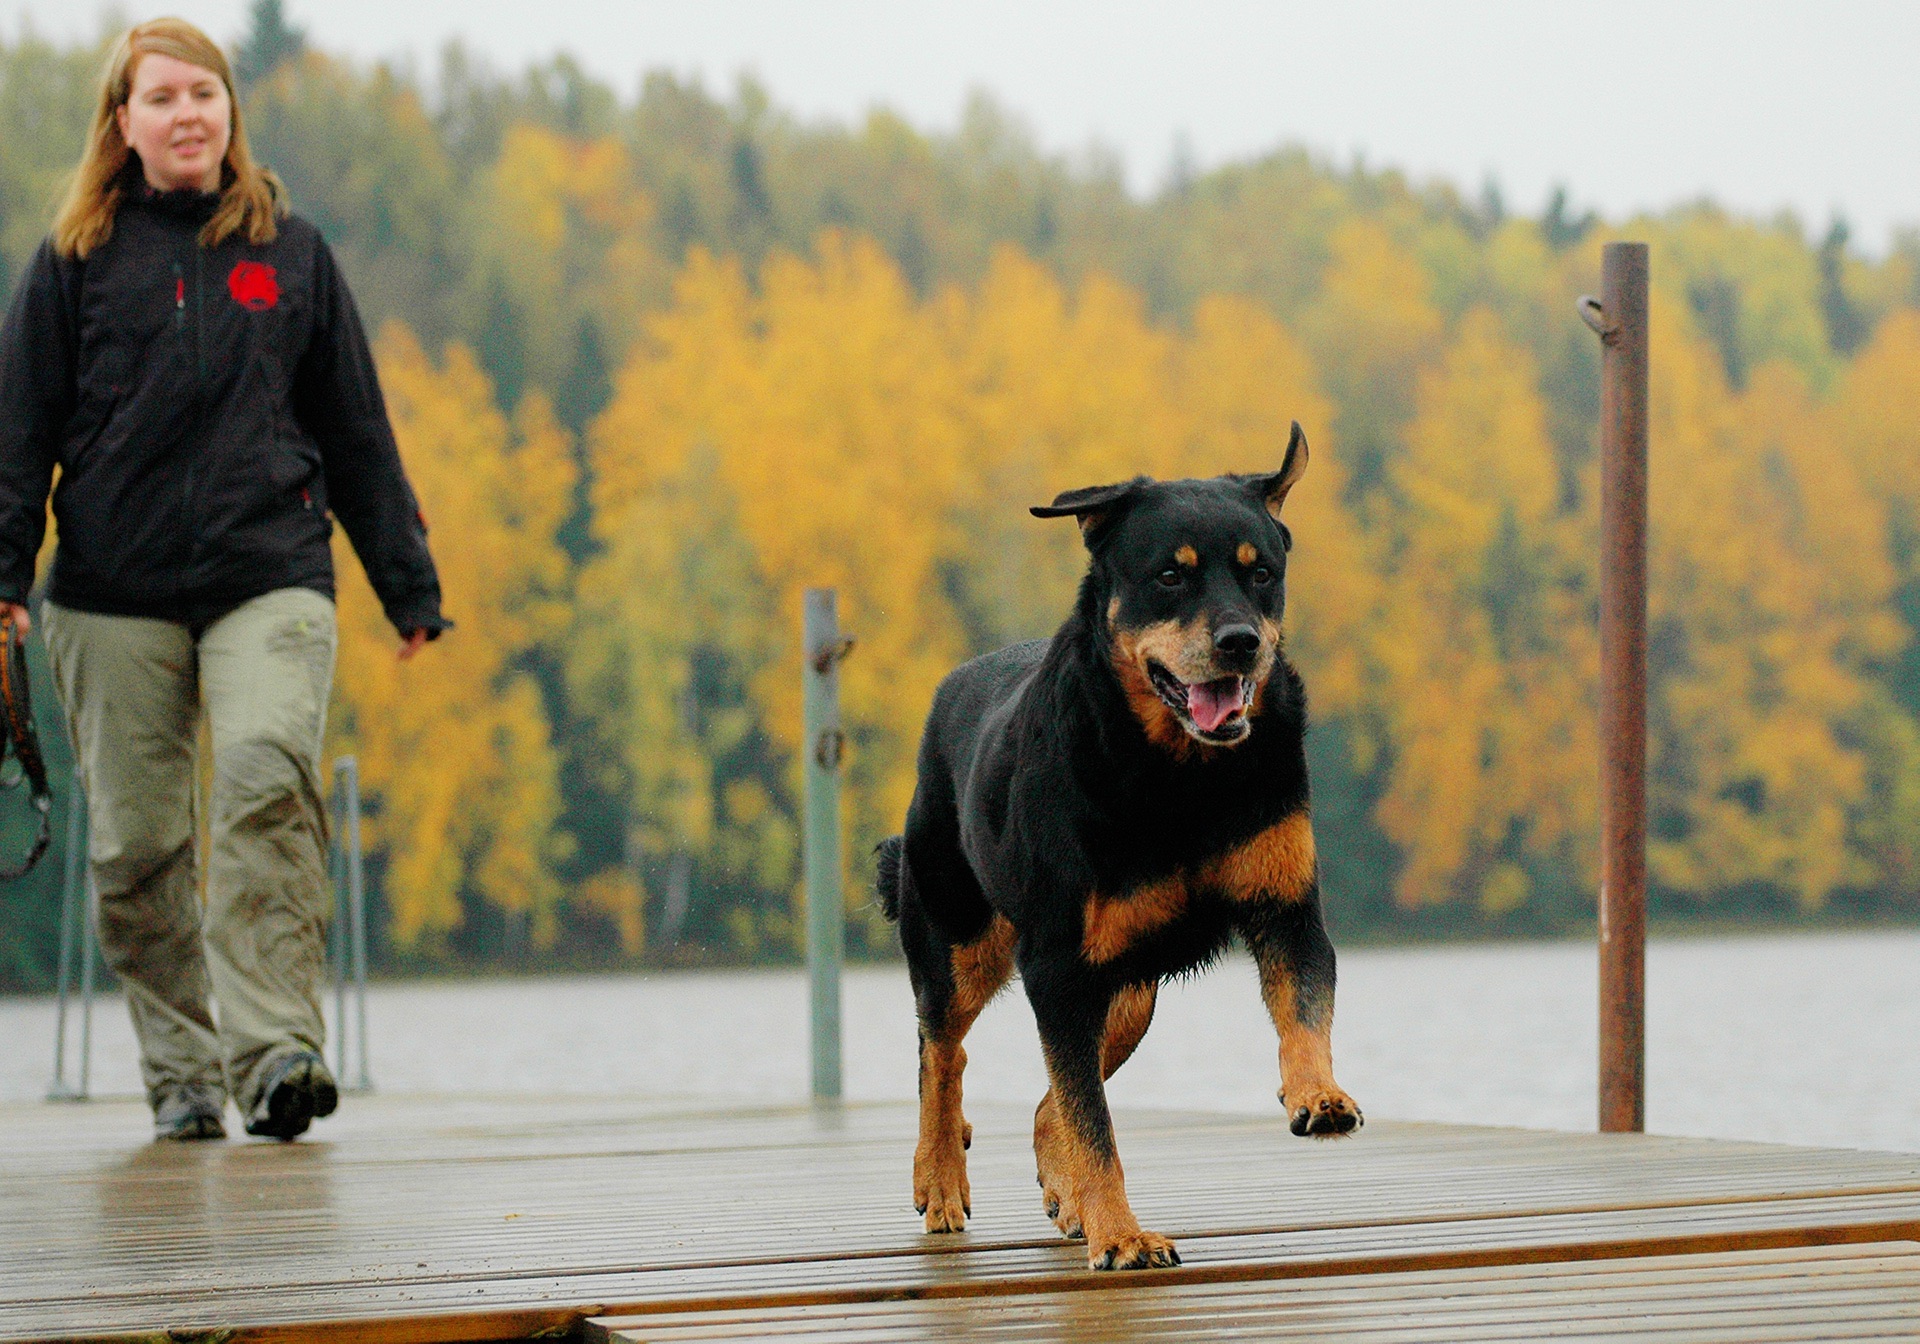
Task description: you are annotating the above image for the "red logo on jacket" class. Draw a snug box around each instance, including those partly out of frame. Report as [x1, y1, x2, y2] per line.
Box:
[228, 261, 280, 312]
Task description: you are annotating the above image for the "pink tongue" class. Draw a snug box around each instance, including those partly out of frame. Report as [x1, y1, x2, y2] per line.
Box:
[1187, 678, 1243, 732]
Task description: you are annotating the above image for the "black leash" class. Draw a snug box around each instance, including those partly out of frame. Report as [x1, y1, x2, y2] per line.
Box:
[0, 608, 52, 879]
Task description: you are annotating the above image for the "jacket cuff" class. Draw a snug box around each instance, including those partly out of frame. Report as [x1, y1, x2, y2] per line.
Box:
[384, 596, 452, 639]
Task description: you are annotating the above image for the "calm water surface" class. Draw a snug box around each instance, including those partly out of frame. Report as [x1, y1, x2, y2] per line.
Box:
[4, 930, 1916, 1152]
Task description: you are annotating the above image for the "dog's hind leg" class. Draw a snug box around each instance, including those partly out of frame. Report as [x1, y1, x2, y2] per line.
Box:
[1028, 976, 1178, 1270]
[904, 893, 1014, 1234]
[1034, 982, 1157, 1239]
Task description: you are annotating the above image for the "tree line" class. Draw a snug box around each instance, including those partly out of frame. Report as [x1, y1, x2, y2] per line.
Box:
[2, 16, 1918, 987]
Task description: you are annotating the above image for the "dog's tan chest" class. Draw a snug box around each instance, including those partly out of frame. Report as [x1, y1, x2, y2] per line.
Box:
[1081, 877, 1189, 963]
[1080, 812, 1317, 963]
[1202, 811, 1317, 903]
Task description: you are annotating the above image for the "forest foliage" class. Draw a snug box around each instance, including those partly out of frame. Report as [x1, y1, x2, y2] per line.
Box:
[3, 16, 1920, 985]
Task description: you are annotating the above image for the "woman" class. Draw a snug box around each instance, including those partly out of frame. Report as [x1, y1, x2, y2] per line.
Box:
[0, 20, 448, 1141]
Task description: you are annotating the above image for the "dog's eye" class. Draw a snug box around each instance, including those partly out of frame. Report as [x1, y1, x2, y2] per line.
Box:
[1251, 565, 1273, 585]
[1156, 568, 1184, 588]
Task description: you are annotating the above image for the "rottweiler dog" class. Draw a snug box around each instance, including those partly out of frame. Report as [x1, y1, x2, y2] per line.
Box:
[876, 422, 1360, 1271]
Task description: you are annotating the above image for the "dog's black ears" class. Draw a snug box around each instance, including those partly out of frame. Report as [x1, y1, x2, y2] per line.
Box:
[1030, 475, 1152, 542]
[1241, 421, 1309, 523]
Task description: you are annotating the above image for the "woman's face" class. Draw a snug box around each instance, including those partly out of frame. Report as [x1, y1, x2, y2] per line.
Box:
[114, 52, 231, 194]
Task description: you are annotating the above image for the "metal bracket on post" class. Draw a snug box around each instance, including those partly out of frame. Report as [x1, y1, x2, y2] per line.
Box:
[1583, 243, 1650, 1134]
[330, 757, 372, 1094]
[803, 591, 852, 1103]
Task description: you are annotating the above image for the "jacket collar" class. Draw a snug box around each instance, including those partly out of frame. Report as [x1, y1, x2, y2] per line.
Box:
[121, 161, 223, 225]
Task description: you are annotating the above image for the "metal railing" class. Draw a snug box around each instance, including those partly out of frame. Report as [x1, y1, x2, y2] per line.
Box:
[46, 791, 94, 1101]
[329, 757, 372, 1093]
[45, 757, 372, 1101]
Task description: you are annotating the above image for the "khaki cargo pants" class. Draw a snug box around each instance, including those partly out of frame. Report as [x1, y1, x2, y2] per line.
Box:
[42, 588, 337, 1115]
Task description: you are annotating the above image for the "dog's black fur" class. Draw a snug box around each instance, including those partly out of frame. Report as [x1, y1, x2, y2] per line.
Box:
[878, 423, 1360, 1271]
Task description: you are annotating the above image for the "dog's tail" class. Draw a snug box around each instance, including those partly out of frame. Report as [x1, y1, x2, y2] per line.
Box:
[875, 834, 906, 922]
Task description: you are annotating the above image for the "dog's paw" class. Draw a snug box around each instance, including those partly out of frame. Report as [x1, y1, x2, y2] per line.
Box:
[1088, 1228, 1180, 1271]
[920, 1182, 970, 1233]
[1039, 1177, 1083, 1240]
[915, 1148, 971, 1232]
[1282, 1085, 1363, 1137]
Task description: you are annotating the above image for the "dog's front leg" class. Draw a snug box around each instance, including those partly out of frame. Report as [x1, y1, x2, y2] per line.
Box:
[1240, 896, 1363, 1137]
[1026, 971, 1179, 1270]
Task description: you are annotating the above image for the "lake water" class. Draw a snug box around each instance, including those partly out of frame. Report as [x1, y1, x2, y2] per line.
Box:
[3, 930, 1916, 1153]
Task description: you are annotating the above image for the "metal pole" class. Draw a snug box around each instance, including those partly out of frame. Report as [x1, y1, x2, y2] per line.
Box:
[803, 589, 850, 1102]
[331, 771, 348, 1084]
[1582, 242, 1650, 1134]
[47, 786, 85, 1100]
[77, 873, 97, 1100]
[344, 757, 370, 1092]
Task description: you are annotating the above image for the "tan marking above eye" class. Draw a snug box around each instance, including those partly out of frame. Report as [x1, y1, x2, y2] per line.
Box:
[1174, 545, 1198, 568]
[1238, 542, 1258, 566]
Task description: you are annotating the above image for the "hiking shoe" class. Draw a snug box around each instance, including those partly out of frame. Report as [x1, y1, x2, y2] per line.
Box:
[244, 1050, 338, 1141]
[153, 1083, 227, 1141]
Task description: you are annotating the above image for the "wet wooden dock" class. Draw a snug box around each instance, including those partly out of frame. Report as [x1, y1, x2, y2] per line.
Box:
[3, 1093, 1918, 1342]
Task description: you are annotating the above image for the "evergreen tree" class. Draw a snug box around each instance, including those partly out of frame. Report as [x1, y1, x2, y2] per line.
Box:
[234, 0, 306, 89]
[1819, 217, 1871, 356]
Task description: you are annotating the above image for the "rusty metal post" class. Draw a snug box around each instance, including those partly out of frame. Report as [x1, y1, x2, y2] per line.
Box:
[1581, 242, 1649, 1133]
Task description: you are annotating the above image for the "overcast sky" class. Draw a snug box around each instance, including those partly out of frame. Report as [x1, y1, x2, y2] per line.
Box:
[23, 1, 1920, 251]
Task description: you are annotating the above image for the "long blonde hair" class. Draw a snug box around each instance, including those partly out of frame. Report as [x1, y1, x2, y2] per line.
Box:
[52, 17, 286, 258]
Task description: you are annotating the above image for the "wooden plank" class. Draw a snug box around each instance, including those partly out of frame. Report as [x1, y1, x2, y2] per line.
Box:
[595, 1243, 1920, 1342]
[2, 1096, 1917, 1344]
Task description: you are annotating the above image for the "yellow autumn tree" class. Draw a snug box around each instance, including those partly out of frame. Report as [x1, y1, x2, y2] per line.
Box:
[1297, 219, 1446, 498]
[473, 124, 668, 396]
[575, 235, 967, 954]
[1373, 308, 1596, 911]
[944, 248, 1184, 647]
[1643, 301, 1898, 909]
[331, 325, 574, 949]
[1822, 309, 1920, 896]
[1173, 293, 1365, 715]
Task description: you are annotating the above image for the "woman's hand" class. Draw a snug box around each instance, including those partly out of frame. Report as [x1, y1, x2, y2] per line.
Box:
[1, 602, 29, 637]
[397, 629, 429, 661]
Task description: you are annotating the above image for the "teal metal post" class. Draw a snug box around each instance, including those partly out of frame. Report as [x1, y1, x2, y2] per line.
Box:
[47, 786, 90, 1101]
[803, 589, 851, 1101]
[330, 756, 372, 1093]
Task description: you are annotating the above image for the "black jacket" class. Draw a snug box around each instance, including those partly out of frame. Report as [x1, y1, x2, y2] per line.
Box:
[0, 186, 447, 635]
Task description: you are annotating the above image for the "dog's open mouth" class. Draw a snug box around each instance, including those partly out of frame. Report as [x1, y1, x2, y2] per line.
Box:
[1147, 661, 1253, 740]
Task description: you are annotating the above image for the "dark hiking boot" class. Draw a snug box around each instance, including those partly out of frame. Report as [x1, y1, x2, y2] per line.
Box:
[244, 1050, 339, 1141]
[153, 1083, 227, 1141]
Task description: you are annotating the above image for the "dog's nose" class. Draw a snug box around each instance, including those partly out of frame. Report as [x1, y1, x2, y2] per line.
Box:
[1213, 624, 1261, 660]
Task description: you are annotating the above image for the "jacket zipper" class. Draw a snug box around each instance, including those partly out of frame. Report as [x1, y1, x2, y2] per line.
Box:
[181, 245, 205, 566]
[173, 263, 185, 330]
[193, 247, 206, 380]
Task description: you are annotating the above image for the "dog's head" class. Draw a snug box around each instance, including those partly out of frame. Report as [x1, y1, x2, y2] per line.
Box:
[1032, 422, 1309, 751]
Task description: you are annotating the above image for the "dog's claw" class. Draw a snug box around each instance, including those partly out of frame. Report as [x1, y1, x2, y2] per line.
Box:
[1088, 1230, 1180, 1271]
[1286, 1089, 1363, 1137]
